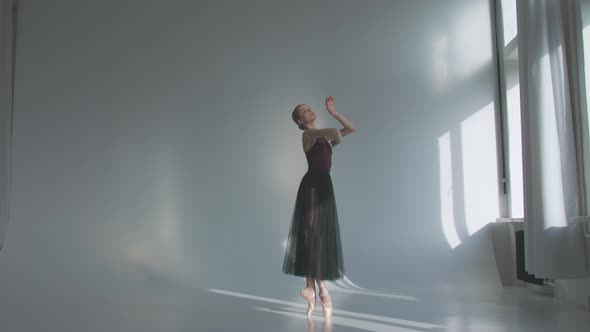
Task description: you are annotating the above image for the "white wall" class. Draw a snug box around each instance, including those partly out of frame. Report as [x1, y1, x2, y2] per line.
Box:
[0, 0, 502, 309]
[0, 0, 16, 252]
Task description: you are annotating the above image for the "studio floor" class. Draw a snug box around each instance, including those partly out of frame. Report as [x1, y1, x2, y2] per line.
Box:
[1, 281, 588, 332]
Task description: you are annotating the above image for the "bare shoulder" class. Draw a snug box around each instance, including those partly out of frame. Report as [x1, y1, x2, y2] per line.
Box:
[302, 130, 317, 152]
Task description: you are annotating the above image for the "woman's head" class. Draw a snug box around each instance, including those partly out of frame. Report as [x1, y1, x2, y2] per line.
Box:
[291, 104, 316, 130]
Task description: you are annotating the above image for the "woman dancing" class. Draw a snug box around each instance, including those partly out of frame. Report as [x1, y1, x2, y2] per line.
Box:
[283, 96, 355, 317]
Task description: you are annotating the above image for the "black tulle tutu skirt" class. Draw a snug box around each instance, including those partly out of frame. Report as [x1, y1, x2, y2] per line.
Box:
[283, 169, 344, 280]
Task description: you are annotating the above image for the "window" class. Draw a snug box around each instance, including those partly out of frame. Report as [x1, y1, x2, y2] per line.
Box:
[583, 1, 590, 137]
[496, 0, 590, 219]
[496, 0, 524, 218]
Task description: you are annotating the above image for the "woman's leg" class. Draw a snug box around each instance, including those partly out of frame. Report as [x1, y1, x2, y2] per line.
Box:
[306, 276, 316, 290]
[300, 275, 316, 316]
[316, 279, 333, 317]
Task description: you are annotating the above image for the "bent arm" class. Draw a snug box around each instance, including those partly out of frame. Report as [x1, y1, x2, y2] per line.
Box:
[302, 128, 342, 152]
[332, 112, 355, 137]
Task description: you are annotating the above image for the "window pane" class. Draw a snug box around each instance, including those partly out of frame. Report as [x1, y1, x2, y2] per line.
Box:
[501, 0, 524, 218]
[501, 0, 518, 46]
[506, 83, 524, 218]
[583, 1, 590, 139]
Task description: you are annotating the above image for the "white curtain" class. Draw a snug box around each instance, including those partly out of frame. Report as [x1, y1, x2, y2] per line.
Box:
[0, 0, 17, 251]
[517, 0, 590, 278]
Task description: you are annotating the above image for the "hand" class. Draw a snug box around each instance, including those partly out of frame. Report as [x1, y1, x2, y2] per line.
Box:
[326, 96, 338, 116]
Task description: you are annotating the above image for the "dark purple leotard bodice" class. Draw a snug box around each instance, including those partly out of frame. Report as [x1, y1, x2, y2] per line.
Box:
[306, 137, 332, 172]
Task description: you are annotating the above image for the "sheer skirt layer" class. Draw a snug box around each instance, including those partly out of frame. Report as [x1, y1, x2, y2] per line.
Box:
[283, 170, 344, 280]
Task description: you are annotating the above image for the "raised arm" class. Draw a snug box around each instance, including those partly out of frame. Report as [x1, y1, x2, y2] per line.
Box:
[326, 96, 355, 137]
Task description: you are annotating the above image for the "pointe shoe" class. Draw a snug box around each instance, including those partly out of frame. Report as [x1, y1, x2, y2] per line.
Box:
[319, 290, 333, 318]
[300, 287, 316, 316]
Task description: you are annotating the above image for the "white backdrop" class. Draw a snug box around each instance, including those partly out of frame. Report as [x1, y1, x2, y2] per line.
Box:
[0, 0, 502, 308]
[0, 0, 16, 252]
